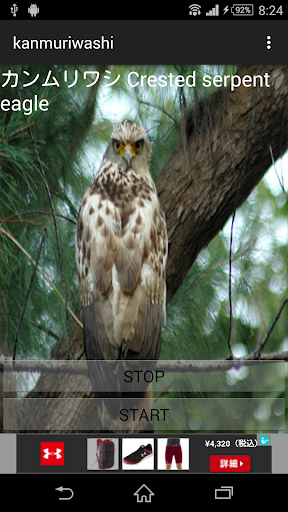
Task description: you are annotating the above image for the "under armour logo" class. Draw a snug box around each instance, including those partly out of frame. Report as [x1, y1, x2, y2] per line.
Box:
[43, 448, 62, 459]
[41, 442, 65, 466]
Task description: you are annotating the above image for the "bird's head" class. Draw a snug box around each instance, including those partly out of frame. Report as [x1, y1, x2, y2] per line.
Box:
[107, 119, 152, 174]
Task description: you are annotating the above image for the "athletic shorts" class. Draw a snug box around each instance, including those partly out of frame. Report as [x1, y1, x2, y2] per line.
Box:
[165, 444, 182, 464]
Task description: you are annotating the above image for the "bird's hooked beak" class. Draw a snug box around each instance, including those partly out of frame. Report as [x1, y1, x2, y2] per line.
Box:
[123, 144, 134, 166]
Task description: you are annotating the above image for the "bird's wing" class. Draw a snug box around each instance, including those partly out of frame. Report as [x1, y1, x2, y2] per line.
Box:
[114, 192, 168, 361]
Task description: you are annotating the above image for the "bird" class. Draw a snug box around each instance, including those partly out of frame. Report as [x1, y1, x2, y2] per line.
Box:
[76, 119, 168, 431]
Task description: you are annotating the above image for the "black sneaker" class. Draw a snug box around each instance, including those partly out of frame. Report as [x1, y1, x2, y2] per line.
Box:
[123, 444, 153, 465]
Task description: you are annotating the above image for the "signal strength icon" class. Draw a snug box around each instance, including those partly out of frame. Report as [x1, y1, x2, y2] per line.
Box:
[206, 4, 219, 16]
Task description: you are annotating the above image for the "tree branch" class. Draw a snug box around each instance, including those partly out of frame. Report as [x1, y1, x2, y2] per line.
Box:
[13, 228, 46, 360]
[1, 352, 287, 375]
[254, 294, 288, 358]
[0, 226, 82, 329]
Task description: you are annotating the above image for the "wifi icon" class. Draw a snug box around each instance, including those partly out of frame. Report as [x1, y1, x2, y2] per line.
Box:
[189, 4, 201, 16]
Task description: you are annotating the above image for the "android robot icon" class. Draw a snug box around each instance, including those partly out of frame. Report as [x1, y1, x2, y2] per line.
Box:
[28, 4, 39, 17]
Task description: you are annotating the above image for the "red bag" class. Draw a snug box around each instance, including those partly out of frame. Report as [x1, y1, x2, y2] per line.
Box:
[91, 439, 114, 469]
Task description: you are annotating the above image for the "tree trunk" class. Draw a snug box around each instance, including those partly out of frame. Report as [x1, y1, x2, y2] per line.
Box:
[157, 64, 288, 302]
[4, 64, 288, 432]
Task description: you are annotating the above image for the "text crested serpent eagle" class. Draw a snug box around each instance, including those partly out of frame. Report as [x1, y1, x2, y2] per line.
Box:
[76, 119, 168, 430]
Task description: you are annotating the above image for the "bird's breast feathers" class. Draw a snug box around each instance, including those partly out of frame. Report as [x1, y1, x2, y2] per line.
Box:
[76, 163, 168, 326]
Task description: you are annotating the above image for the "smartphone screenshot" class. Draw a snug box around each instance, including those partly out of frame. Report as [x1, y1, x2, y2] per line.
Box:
[0, 2, 287, 503]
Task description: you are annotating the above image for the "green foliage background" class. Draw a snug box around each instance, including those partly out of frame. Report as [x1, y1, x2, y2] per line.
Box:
[0, 64, 287, 431]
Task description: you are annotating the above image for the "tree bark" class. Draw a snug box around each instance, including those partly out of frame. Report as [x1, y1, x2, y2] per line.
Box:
[156, 64, 288, 302]
[4, 64, 288, 432]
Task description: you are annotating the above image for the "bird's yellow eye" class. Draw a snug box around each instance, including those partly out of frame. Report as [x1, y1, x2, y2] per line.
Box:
[113, 139, 121, 153]
[134, 139, 144, 153]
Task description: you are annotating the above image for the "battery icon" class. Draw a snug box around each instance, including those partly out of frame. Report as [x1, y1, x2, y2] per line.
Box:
[231, 4, 254, 15]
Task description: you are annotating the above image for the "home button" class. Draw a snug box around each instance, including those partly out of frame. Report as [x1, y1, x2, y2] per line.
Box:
[133, 484, 155, 503]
